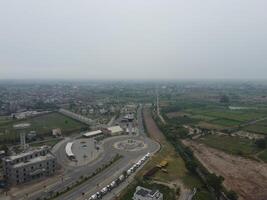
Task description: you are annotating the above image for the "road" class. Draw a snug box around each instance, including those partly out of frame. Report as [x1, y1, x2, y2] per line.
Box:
[14, 105, 160, 200]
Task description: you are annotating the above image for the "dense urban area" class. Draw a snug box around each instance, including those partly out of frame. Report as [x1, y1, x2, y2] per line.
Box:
[0, 80, 267, 200]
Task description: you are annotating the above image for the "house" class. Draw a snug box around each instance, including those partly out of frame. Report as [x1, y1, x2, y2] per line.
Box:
[52, 128, 62, 137]
[105, 126, 123, 135]
[133, 186, 163, 200]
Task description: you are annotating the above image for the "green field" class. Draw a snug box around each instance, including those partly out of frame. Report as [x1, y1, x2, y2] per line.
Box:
[258, 150, 267, 162]
[210, 118, 241, 127]
[198, 135, 259, 156]
[243, 119, 267, 134]
[0, 112, 87, 143]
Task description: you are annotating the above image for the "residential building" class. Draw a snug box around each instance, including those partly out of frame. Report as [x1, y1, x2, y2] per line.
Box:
[133, 186, 163, 200]
[2, 146, 57, 185]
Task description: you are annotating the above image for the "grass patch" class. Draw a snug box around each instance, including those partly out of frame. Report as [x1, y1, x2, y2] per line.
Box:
[30, 138, 62, 147]
[258, 150, 267, 162]
[198, 135, 259, 156]
[210, 118, 241, 127]
[138, 141, 187, 182]
[244, 122, 267, 134]
[0, 112, 87, 143]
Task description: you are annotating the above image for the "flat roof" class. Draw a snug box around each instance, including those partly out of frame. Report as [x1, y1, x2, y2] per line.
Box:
[83, 130, 102, 137]
[12, 154, 55, 168]
[65, 142, 74, 157]
[107, 126, 123, 133]
[13, 123, 31, 129]
[5, 146, 49, 161]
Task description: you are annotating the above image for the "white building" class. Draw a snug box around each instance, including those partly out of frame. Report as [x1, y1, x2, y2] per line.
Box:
[133, 186, 163, 200]
[107, 126, 123, 135]
[83, 130, 103, 138]
[52, 128, 62, 137]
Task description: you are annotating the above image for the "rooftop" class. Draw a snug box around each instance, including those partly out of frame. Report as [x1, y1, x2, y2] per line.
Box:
[12, 153, 55, 168]
[83, 130, 102, 137]
[4, 146, 49, 161]
[107, 126, 123, 133]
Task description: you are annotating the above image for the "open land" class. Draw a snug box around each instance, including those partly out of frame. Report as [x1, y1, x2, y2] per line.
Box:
[183, 140, 267, 200]
[0, 112, 87, 142]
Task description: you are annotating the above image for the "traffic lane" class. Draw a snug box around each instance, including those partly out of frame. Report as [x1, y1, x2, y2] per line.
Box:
[57, 157, 136, 200]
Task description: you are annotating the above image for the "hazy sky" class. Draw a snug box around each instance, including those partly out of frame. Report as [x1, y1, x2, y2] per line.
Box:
[0, 0, 266, 80]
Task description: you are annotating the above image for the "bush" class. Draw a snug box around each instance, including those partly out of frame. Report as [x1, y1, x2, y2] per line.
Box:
[255, 139, 266, 149]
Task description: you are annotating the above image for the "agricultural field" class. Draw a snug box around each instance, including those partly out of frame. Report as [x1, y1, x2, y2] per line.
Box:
[197, 135, 259, 156]
[243, 119, 267, 134]
[0, 116, 12, 125]
[0, 112, 87, 143]
[165, 101, 267, 133]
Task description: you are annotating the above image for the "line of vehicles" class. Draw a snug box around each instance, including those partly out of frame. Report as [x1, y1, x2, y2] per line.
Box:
[88, 152, 151, 200]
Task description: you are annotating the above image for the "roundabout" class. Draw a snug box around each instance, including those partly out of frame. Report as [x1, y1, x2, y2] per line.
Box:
[113, 139, 147, 152]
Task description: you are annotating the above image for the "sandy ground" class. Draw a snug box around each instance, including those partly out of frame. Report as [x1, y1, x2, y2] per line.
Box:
[182, 140, 267, 200]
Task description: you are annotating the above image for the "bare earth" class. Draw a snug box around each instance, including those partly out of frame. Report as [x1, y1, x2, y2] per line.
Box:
[143, 109, 165, 143]
[182, 140, 267, 200]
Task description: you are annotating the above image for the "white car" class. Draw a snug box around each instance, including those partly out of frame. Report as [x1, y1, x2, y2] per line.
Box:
[101, 187, 108, 195]
[119, 174, 125, 181]
[110, 181, 116, 188]
[89, 194, 97, 200]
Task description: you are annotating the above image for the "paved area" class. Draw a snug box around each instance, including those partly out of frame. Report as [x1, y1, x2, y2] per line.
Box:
[69, 138, 103, 166]
[113, 139, 147, 152]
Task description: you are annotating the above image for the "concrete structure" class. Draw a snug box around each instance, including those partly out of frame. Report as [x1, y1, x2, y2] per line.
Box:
[59, 108, 92, 125]
[2, 146, 57, 185]
[106, 126, 123, 135]
[52, 128, 62, 137]
[65, 142, 75, 159]
[83, 130, 103, 138]
[133, 186, 163, 200]
[13, 123, 31, 150]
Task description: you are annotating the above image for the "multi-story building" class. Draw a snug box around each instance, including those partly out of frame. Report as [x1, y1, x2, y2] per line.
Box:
[133, 186, 163, 200]
[2, 146, 57, 185]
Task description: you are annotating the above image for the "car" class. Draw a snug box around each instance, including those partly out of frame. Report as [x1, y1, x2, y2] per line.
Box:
[101, 187, 108, 195]
[89, 194, 98, 200]
[127, 169, 132, 175]
[96, 192, 102, 198]
[119, 174, 125, 181]
[110, 181, 116, 188]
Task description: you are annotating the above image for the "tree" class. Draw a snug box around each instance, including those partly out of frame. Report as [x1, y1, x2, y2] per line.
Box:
[227, 190, 238, 200]
[206, 174, 224, 195]
[185, 160, 197, 172]
[255, 139, 266, 149]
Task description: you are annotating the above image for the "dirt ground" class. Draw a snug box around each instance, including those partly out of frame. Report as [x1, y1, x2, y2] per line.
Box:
[182, 140, 267, 200]
[143, 109, 165, 143]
